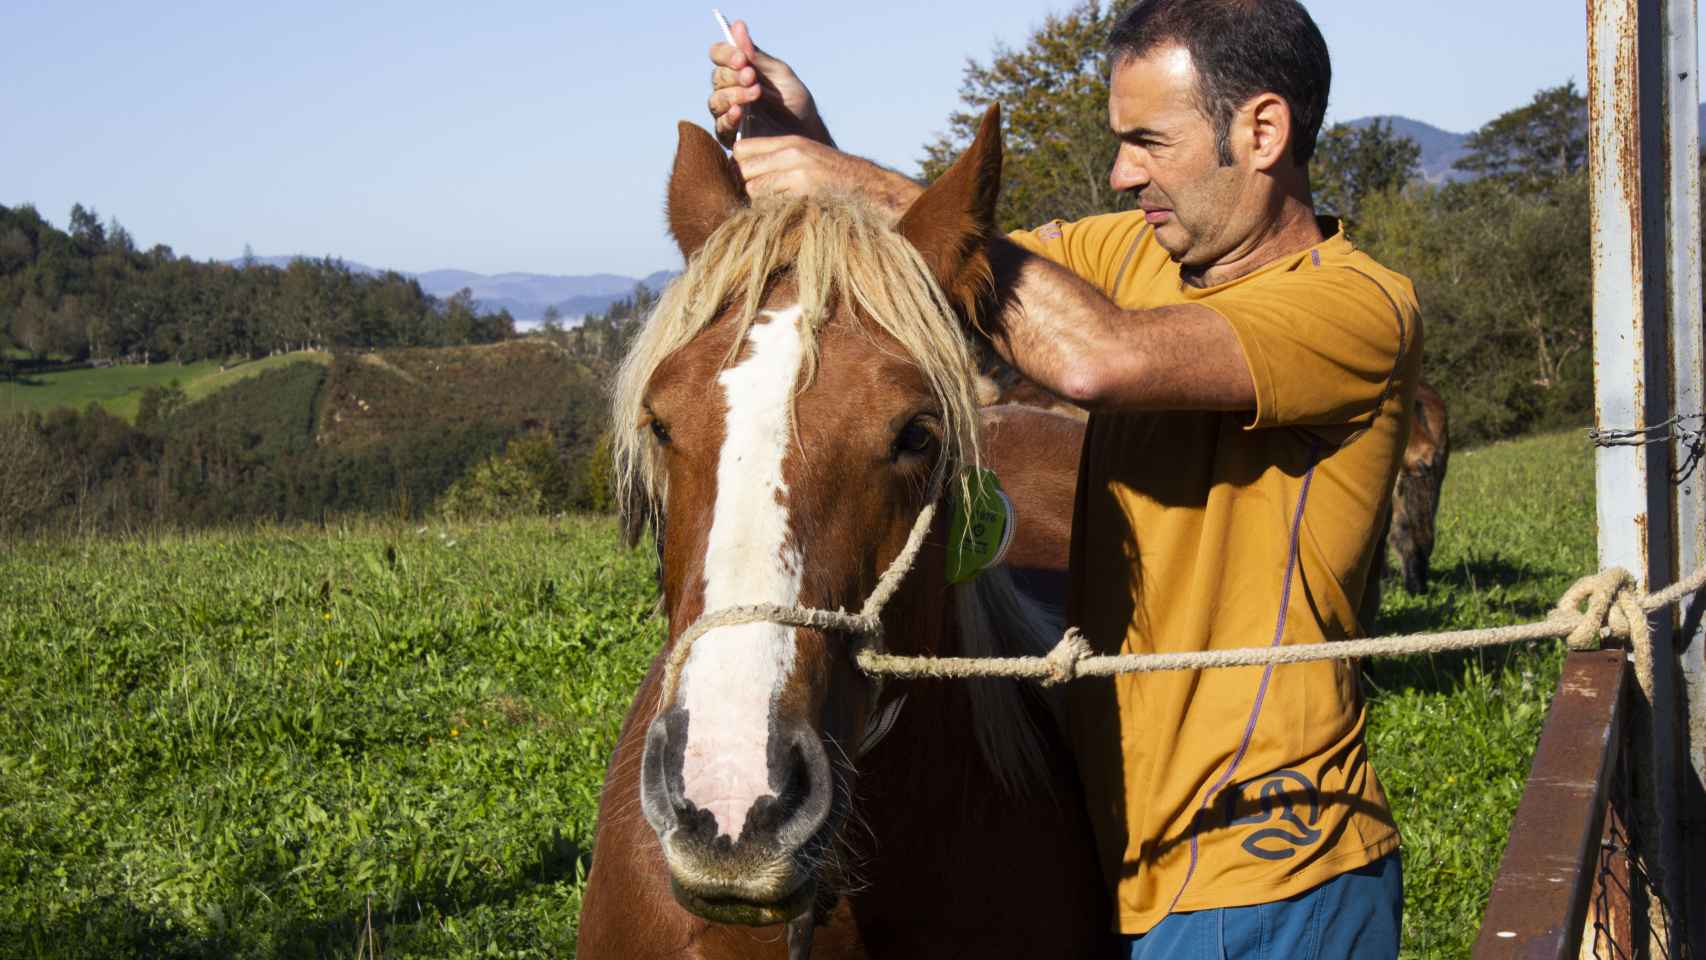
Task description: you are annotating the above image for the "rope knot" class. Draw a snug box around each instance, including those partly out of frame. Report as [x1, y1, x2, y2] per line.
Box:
[1553, 567, 1639, 651]
[1043, 629, 1092, 686]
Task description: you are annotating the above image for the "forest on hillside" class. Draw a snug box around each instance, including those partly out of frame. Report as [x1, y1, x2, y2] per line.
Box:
[0, 204, 517, 372]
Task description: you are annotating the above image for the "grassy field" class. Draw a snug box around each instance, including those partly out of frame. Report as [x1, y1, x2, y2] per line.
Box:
[0, 352, 328, 421]
[0, 430, 1596, 958]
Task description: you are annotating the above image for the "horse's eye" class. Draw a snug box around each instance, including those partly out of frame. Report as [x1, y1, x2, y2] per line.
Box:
[650, 418, 672, 446]
[893, 418, 937, 459]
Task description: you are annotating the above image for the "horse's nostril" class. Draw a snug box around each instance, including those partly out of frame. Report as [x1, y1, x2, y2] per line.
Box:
[741, 740, 814, 838]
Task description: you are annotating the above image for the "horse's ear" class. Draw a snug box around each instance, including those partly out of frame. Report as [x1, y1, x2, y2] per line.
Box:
[667, 121, 748, 260]
[896, 104, 1003, 320]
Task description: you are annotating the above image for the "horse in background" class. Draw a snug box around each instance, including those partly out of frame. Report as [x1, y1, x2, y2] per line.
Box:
[976, 337, 1449, 633]
[1360, 381, 1450, 630]
[574, 108, 1108, 958]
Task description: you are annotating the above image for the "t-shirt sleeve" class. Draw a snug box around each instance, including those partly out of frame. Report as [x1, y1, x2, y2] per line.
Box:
[1005, 212, 1144, 297]
[1203, 267, 1416, 430]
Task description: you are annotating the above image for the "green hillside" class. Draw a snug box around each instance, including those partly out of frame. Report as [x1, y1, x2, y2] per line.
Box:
[1, 338, 611, 535]
[1, 361, 220, 420]
[0, 352, 330, 422]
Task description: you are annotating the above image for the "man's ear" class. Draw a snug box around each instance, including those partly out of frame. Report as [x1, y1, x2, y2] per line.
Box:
[1245, 93, 1293, 171]
[896, 104, 1003, 320]
[667, 121, 749, 260]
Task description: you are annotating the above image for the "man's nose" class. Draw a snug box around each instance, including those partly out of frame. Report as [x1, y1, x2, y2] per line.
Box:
[1109, 146, 1149, 193]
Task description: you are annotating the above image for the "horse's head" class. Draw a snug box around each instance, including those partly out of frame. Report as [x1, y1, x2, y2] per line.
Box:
[614, 109, 1007, 925]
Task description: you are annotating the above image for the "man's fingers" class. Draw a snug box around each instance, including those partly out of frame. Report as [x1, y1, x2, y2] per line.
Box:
[743, 172, 795, 199]
[708, 84, 757, 113]
[709, 41, 743, 70]
[731, 21, 757, 64]
[731, 135, 799, 164]
[711, 65, 758, 93]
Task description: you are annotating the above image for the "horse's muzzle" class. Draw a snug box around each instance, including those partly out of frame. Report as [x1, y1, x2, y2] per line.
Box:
[640, 708, 838, 924]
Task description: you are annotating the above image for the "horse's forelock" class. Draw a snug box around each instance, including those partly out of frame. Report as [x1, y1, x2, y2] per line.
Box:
[611, 194, 988, 537]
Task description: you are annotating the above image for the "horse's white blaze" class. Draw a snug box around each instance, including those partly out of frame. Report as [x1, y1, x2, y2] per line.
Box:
[679, 304, 805, 841]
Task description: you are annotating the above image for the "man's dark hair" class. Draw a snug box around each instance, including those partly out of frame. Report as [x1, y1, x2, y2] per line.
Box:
[1108, 0, 1331, 167]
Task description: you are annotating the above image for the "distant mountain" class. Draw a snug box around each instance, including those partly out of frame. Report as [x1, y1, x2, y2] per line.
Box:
[414, 269, 678, 326]
[1345, 105, 1706, 186]
[227, 256, 676, 326]
[1343, 115, 1471, 185]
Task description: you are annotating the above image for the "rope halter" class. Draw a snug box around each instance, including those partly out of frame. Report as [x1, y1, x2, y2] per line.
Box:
[656, 498, 942, 756]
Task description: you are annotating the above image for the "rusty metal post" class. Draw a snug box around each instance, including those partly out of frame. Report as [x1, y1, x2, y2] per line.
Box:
[1590, 0, 1697, 951]
[1663, 0, 1706, 945]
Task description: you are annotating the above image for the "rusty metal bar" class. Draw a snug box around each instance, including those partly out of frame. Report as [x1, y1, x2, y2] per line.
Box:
[1589, 0, 1657, 584]
[1473, 651, 1630, 959]
[1590, 0, 1675, 620]
[1588, 0, 1689, 949]
[1662, 0, 1706, 940]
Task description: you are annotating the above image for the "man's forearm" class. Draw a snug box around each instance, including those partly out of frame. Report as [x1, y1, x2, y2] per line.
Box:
[983, 238, 1256, 413]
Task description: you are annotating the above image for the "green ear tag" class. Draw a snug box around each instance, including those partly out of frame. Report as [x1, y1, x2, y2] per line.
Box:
[946, 467, 1016, 584]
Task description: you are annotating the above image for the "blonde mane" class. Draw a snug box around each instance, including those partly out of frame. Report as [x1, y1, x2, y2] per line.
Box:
[610, 192, 1054, 793]
[612, 193, 984, 518]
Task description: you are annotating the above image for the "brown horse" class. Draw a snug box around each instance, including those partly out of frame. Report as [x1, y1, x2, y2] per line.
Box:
[574, 110, 1109, 957]
[1359, 381, 1450, 630]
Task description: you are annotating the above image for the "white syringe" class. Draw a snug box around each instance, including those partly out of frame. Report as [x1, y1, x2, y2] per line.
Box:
[712, 9, 752, 143]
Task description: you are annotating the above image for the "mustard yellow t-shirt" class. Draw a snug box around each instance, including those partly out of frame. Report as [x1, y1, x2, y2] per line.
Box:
[1008, 212, 1418, 934]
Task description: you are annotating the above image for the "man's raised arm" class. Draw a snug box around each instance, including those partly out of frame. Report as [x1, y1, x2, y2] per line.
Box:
[984, 238, 1256, 413]
[703, 29, 1254, 415]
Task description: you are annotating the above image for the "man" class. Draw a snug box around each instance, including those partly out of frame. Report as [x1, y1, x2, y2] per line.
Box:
[708, 2, 1415, 956]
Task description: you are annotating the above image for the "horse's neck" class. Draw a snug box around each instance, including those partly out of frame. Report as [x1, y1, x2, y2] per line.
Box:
[856, 582, 1002, 807]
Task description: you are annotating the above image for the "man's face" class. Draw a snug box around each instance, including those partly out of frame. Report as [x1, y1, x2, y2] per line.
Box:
[1107, 46, 1260, 270]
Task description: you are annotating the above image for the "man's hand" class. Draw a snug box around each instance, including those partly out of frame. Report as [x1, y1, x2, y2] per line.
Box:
[709, 20, 832, 148]
[731, 136, 924, 217]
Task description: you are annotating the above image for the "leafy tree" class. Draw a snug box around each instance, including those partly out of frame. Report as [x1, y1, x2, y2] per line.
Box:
[577, 431, 618, 512]
[68, 203, 106, 253]
[441, 288, 479, 346]
[0, 226, 32, 273]
[920, 0, 1134, 232]
[1357, 171, 1592, 443]
[1453, 82, 1587, 195]
[135, 382, 187, 430]
[1309, 119, 1421, 225]
[106, 217, 134, 255]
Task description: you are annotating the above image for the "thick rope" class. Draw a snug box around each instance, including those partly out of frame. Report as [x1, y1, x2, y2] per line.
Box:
[854, 562, 1705, 685]
[663, 488, 1706, 694]
[658, 501, 937, 702]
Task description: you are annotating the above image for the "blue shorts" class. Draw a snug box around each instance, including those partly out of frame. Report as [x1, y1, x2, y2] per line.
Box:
[1122, 854, 1403, 960]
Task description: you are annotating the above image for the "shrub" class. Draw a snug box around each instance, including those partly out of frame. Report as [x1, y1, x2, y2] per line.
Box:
[439, 430, 571, 520]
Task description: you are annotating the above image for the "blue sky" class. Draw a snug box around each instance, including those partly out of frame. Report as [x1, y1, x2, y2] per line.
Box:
[0, 1, 1634, 278]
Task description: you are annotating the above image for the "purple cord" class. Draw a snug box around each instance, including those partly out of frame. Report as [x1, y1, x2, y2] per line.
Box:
[1162, 440, 1321, 916]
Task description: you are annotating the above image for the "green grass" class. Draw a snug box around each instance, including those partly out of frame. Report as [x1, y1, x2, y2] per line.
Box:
[0, 429, 1597, 958]
[1364, 429, 1595, 958]
[0, 517, 659, 957]
[0, 352, 328, 421]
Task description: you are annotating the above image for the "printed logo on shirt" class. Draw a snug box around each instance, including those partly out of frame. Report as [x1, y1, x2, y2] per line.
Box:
[1222, 769, 1324, 861]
